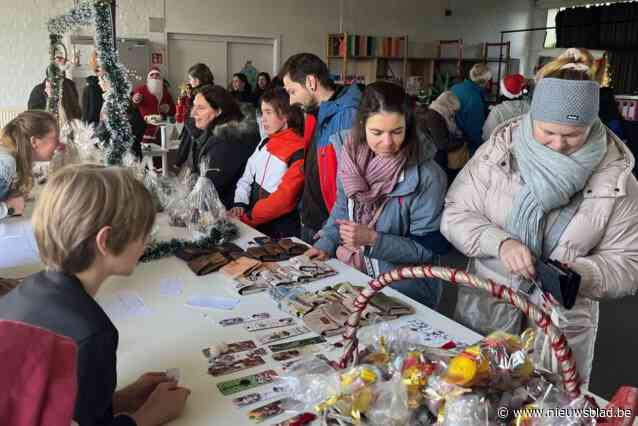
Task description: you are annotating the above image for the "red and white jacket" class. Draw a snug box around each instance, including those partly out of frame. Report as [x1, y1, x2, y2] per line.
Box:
[234, 128, 305, 232]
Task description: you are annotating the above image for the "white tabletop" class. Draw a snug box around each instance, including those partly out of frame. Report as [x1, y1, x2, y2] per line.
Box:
[1, 214, 617, 425]
[93, 216, 482, 425]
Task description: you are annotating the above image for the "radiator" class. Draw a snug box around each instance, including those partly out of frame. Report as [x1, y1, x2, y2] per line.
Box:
[0, 108, 22, 129]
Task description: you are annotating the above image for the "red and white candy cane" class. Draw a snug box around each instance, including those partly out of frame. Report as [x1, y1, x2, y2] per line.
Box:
[337, 265, 581, 399]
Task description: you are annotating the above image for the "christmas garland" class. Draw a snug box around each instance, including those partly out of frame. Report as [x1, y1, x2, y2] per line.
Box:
[46, 0, 134, 166]
[140, 220, 239, 263]
[45, 35, 64, 116]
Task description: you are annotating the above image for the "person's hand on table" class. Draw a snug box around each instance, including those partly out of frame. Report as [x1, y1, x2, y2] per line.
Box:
[114, 372, 173, 414]
[336, 219, 378, 248]
[7, 195, 25, 216]
[132, 92, 143, 104]
[229, 207, 245, 218]
[499, 239, 536, 280]
[305, 247, 330, 261]
[131, 381, 191, 426]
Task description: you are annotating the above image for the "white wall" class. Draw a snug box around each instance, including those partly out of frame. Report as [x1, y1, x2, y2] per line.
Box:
[0, 0, 543, 109]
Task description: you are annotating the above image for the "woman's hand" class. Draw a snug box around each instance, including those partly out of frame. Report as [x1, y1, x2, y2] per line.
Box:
[132, 92, 143, 104]
[336, 220, 378, 248]
[305, 247, 330, 261]
[499, 239, 536, 280]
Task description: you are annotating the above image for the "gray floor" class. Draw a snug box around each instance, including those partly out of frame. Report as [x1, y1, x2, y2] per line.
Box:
[438, 250, 638, 400]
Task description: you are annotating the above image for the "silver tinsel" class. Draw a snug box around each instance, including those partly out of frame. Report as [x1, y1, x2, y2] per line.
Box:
[45, 1, 134, 166]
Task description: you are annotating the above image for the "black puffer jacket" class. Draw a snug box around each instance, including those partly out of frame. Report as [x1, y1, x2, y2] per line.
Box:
[175, 117, 202, 169]
[192, 114, 259, 209]
[81, 76, 104, 126]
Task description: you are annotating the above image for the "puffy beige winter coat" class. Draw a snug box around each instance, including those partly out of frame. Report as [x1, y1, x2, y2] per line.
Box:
[441, 116, 638, 388]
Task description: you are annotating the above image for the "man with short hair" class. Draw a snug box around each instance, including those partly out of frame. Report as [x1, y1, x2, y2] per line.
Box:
[281, 53, 361, 243]
[132, 67, 176, 144]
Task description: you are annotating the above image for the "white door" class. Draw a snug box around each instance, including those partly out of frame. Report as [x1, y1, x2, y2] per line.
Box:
[168, 33, 279, 92]
[228, 41, 274, 90]
[168, 35, 227, 94]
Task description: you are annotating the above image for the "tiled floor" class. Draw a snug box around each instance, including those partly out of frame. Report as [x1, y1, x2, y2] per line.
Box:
[437, 250, 638, 400]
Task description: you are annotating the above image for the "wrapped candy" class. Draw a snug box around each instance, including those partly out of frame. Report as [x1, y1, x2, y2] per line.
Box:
[279, 357, 410, 425]
[437, 394, 491, 426]
[514, 379, 597, 426]
[444, 330, 535, 390]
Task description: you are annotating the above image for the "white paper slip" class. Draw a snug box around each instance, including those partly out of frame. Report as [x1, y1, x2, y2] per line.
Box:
[185, 295, 240, 311]
[0, 221, 40, 268]
[166, 368, 181, 384]
[159, 279, 183, 296]
[103, 290, 152, 318]
[398, 318, 455, 348]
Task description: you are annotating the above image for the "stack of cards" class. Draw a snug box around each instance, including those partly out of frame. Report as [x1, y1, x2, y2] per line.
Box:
[231, 385, 289, 408]
[219, 312, 270, 327]
[272, 282, 415, 337]
[217, 370, 279, 396]
[234, 256, 338, 295]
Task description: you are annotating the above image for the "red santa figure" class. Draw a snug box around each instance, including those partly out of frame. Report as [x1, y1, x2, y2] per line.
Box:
[132, 67, 176, 143]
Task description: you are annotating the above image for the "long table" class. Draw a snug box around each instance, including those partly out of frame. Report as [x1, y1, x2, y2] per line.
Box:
[1, 214, 619, 425]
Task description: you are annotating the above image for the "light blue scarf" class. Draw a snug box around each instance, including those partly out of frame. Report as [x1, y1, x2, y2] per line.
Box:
[505, 114, 608, 257]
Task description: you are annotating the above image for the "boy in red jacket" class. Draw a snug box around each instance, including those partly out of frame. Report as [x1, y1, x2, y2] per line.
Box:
[230, 87, 305, 238]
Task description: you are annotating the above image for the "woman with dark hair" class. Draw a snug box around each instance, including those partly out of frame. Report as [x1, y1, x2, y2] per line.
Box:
[230, 73, 256, 106]
[175, 63, 216, 170]
[191, 85, 259, 208]
[188, 63, 215, 88]
[253, 72, 271, 101]
[307, 81, 449, 308]
[230, 87, 305, 238]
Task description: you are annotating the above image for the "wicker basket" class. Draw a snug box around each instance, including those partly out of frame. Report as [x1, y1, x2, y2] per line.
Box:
[337, 265, 582, 399]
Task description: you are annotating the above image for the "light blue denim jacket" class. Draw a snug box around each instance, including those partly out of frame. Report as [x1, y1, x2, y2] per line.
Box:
[314, 145, 449, 308]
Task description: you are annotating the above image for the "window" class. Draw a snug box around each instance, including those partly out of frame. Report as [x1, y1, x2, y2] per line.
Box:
[544, 1, 637, 48]
[544, 8, 560, 48]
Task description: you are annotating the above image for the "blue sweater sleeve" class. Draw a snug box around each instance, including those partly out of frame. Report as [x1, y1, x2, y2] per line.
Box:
[314, 178, 349, 255]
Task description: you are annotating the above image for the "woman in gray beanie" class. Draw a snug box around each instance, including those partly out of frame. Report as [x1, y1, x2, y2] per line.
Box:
[440, 49, 638, 389]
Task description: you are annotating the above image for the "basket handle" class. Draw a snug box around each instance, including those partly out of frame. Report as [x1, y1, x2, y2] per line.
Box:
[337, 265, 581, 398]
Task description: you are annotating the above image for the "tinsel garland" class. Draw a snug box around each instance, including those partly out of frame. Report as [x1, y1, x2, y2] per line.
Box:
[45, 0, 134, 166]
[47, 1, 94, 35]
[45, 35, 63, 116]
[140, 221, 239, 263]
[93, 1, 134, 166]
[46, 3, 93, 116]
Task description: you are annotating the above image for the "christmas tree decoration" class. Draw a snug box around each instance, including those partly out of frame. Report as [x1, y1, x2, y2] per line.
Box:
[46, 0, 134, 166]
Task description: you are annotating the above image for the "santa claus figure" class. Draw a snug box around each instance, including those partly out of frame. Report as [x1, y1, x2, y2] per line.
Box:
[132, 67, 176, 143]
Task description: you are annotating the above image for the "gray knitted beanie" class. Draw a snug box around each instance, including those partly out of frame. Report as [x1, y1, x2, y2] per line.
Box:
[530, 77, 600, 127]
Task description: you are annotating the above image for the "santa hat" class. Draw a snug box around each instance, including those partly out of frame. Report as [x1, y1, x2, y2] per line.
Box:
[500, 74, 527, 99]
[147, 67, 161, 79]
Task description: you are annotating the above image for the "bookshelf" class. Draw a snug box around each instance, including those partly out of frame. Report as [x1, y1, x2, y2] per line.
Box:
[325, 34, 519, 100]
[326, 33, 409, 86]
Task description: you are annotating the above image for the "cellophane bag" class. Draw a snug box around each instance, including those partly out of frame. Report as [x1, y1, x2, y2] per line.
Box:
[185, 158, 227, 239]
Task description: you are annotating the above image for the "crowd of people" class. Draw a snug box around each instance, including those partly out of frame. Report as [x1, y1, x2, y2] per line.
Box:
[1, 47, 637, 426]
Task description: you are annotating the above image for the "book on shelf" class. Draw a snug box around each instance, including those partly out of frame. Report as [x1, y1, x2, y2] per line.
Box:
[331, 34, 405, 59]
